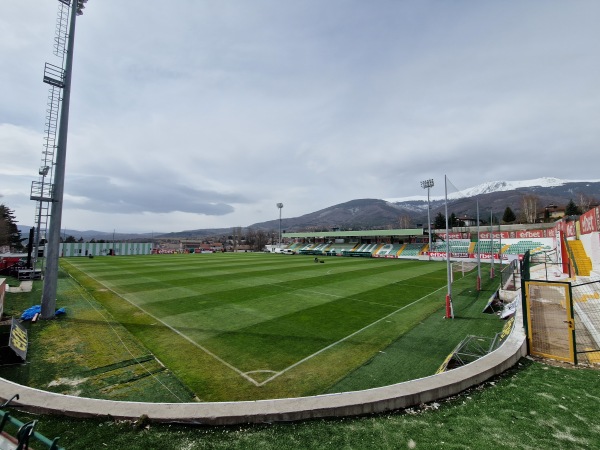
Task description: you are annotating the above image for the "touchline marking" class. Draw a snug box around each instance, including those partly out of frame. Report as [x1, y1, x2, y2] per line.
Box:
[257, 284, 448, 386]
[298, 289, 397, 308]
[67, 261, 262, 387]
[64, 267, 185, 402]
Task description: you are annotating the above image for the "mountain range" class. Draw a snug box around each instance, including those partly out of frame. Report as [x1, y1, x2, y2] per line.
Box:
[160, 178, 600, 238]
[20, 178, 600, 240]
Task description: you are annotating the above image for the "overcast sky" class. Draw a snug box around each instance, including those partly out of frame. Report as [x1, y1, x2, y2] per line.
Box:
[1, 1, 599, 233]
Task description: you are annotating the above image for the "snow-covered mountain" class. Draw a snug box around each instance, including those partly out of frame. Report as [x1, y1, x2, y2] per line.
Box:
[455, 177, 566, 198]
[386, 177, 600, 203]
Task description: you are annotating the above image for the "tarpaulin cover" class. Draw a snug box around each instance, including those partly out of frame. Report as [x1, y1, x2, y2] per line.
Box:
[20, 305, 66, 320]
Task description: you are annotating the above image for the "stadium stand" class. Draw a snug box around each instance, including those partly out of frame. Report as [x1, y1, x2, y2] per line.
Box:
[503, 240, 551, 255]
[398, 243, 425, 257]
[567, 240, 592, 276]
[430, 240, 471, 254]
[326, 243, 358, 255]
[473, 241, 503, 254]
[375, 244, 403, 256]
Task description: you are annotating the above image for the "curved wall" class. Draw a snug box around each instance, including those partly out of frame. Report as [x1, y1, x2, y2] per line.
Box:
[0, 312, 526, 425]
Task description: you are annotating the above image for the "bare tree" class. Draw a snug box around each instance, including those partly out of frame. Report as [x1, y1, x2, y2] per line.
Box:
[577, 193, 596, 214]
[521, 194, 538, 224]
[245, 227, 270, 251]
[232, 226, 243, 251]
[397, 214, 412, 229]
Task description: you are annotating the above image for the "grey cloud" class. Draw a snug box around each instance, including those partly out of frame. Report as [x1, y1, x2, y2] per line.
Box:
[65, 174, 248, 216]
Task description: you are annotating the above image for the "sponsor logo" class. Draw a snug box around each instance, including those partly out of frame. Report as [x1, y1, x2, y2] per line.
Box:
[580, 210, 597, 234]
[9, 318, 28, 361]
[516, 230, 543, 239]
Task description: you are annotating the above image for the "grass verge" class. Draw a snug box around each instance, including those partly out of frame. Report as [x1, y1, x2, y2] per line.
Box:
[0, 269, 194, 403]
[5, 358, 599, 449]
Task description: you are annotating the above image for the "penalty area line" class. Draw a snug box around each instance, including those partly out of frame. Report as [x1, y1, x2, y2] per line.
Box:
[257, 284, 448, 386]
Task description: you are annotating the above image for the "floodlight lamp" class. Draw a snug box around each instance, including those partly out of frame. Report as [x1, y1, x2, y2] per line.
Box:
[276, 203, 283, 209]
[420, 179, 434, 189]
[39, 166, 50, 176]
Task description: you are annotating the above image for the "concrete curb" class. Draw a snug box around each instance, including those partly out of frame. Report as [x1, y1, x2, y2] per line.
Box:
[6, 281, 33, 293]
[0, 314, 526, 425]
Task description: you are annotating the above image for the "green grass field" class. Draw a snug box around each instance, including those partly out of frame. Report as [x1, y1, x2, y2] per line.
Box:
[52, 253, 502, 401]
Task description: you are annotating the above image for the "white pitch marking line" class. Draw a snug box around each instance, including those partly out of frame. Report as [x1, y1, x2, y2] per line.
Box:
[298, 289, 398, 308]
[68, 261, 262, 387]
[257, 284, 448, 386]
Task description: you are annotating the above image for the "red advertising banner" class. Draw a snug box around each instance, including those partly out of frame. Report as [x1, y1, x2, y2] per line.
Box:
[479, 231, 510, 240]
[579, 207, 599, 235]
[514, 230, 545, 239]
[478, 228, 555, 240]
[565, 221, 577, 238]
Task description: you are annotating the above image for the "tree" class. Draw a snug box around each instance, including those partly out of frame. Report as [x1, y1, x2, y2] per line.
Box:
[397, 214, 412, 229]
[565, 199, 581, 216]
[433, 212, 446, 229]
[502, 207, 516, 224]
[448, 213, 457, 227]
[577, 193, 596, 214]
[521, 194, 538, 224]
[451, 214, 465, 227]
[0, 204, 24, 251]
[64, 235, 77, 243]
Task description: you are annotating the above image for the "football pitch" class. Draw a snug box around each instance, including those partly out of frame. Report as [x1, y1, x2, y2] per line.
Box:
[62, 253, 491, 401]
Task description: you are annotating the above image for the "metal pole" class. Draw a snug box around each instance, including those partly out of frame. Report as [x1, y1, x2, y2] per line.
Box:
[444, 175, 453, 318]
[420, 179, 434, 260]
[41, 1, 79, 319]
[476, 199, 481, 290]
[498, 220, 502, 269]
[490, 210, 495, 279]
[276, 203, 283, 248]
[427, 186, 432, 259]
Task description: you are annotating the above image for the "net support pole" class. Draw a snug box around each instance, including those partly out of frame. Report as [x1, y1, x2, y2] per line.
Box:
[476, 198, 481, 291]
[444, 175, 453, 319]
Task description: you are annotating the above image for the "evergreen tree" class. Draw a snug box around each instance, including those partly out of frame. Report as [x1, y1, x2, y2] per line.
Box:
[565, 199, 581, 216]
[0, 204, 24, 251]
[502, 207, 516, 223]
[433, 212, 446, 229]
[449, 213, 458, 227]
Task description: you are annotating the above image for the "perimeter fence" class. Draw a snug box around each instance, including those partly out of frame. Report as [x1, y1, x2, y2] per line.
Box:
[522, 250, 600, 365]
[571, 279, 600, 364]
[500, 259, 519, 291]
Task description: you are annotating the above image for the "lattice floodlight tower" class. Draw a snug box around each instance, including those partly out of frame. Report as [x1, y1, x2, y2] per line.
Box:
[31, 0, 89, 319]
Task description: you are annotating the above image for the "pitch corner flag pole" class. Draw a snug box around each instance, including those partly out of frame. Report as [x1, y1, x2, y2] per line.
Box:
[444, 175, 454, 319]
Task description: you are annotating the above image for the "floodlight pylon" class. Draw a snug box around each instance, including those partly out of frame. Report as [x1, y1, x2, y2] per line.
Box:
[38, 0, 90, 319]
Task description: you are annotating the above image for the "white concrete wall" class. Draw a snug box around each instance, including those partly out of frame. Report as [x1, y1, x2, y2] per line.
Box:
[0, 310, 526, 425]
[580, 232, 600, 267]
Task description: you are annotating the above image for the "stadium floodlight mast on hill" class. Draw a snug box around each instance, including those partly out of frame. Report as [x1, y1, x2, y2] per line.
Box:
[39, 0, 89, 320]
[276, 203, 284, 248]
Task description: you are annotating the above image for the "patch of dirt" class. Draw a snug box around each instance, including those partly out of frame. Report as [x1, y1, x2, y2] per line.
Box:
[48, 377, 89, 387]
